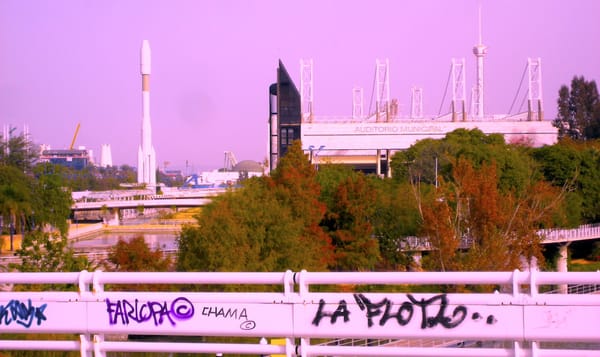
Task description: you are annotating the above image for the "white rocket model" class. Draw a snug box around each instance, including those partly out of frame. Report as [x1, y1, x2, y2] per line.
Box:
[472, 6, 487, 119]
[137, 40, 157, 188]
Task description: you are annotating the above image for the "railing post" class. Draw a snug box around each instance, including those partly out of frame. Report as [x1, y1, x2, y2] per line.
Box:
[79, 334, 92, 357]
[93, 335, 105, 357]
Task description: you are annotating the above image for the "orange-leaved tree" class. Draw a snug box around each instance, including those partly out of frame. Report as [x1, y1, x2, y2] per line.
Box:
[419, 158, 565, 272]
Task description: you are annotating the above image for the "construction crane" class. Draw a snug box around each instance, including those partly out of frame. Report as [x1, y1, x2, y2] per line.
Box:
[69, 123, 81, 150]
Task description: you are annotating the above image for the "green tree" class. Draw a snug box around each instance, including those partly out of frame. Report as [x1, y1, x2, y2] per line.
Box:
[371, 180, 421, 270]
[0, 126, 38, 172]
[14, 230, 90, 273]
[108, 236, 171, 272]
[553, 76, 600, 140]
[0, 165, 33, 249]
[391, 129, 536, 195]
[322, 173, 380, 271]
[31, 164, 73, 235]
[178, 141, 334, 273]
[533, 140, 600, 224]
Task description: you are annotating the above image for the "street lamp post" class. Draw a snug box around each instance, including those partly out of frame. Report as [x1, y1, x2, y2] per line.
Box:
[308, 145, 325, 169]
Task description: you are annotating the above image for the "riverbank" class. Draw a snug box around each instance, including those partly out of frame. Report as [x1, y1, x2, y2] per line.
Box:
[0, 219, 194, 254]
[68, 221, 188, 241]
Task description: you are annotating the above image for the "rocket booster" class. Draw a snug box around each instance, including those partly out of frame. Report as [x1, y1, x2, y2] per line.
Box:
[137, 40, 157, 187]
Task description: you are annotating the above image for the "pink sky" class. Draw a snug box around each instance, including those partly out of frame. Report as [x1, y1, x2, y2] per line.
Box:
[1, 0, 599, 171]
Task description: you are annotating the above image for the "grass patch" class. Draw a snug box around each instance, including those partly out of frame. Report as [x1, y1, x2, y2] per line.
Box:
[569, 259, 600, 272]
[158, 207, 201, 220]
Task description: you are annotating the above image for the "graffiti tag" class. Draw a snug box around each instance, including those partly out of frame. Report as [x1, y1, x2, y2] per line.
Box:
[106, 297, 194, 326]
[202, 306, 256, 330]
[312, 293, 496, 330]
[0, 299, 48, 328]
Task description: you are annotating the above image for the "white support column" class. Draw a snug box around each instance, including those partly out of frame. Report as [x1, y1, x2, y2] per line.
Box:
[557, 243, 569, 293]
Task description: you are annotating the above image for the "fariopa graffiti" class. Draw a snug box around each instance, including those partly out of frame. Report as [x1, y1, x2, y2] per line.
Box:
[312, 293, 497, 329]
[106, 297, 194, 326]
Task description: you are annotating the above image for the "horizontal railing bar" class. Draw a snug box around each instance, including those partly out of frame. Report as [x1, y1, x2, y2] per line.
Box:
[99, 341, 285, 354]
[0, 340, 80, 351]
[0, 271, 290, 286]
[303, 345, 600, 356]
[1, 340, 598, 357]
[93, 271, 289, 285]
[1, 271, 599, 288]
[299, 271, 600, 286]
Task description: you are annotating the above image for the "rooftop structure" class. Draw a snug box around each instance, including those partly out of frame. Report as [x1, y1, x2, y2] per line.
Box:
[268, 56, 556, 176]
[39, 147, 92, 170]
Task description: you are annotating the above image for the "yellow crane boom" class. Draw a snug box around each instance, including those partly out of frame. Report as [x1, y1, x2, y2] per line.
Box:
[70, 123, 80, 150]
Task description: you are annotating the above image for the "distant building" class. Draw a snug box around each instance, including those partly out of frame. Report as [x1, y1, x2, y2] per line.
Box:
[100, 144, 113, 167]
[268, 60, 557, 176]
[39, 147, 91, 170]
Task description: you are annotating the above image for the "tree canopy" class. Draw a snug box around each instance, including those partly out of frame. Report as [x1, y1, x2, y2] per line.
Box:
[553, 76, 600, 141]
[177, 141, 334, 273]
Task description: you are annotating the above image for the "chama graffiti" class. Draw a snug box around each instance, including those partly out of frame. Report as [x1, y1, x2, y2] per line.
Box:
[312, 293, 496, 329]
[106, 297, 194, 326]
[202, 306, 256, 330]
[0, 299, 48, 328]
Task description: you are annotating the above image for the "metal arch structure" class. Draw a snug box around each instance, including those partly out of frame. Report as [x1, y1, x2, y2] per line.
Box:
[300, 58, 314, 123]
[375, 58, 390, 122]
[411, 86, 424, 119]
[528, 57, 543, 121]
[352, 86, 364, 120]
[1, 270, 600, 357]
[451, 58, 467, 121]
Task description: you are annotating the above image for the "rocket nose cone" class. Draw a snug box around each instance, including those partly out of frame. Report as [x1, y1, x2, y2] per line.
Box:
[141, 40, 151, 75]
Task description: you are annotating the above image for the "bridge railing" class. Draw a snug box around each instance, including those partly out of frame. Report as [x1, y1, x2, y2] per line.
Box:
[401, 223, 600, 251]
[539, 223, 600, 243]
[1, 270, 600, 356]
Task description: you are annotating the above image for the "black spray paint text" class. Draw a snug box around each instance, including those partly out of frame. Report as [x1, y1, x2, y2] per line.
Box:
[0, 299, 48, 328]
[312, 293, 496, 330]
[106, 297, 194, 326]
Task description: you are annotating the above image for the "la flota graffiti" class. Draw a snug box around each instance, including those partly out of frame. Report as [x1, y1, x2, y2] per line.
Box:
[312, 293, 497, 330]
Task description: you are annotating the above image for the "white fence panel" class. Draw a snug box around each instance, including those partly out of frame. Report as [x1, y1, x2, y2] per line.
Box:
[0, 270, 599, 357]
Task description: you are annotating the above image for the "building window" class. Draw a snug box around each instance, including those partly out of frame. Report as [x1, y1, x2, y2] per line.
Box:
[281, 128, 295, 146]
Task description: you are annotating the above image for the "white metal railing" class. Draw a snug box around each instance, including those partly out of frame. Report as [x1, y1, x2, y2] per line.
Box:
[0, 270, 599, 356]
[539, 223, 600, 243]
[401, 223, 600, 252]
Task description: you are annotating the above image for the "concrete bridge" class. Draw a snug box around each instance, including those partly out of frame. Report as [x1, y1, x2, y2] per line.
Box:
[71, 188, 226, 212]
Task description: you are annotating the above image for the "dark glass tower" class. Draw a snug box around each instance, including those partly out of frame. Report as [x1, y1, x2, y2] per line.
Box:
[269, 60, 301, 171]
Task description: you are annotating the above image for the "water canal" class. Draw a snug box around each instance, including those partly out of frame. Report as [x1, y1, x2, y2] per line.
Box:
[71, 232, 178, 252]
